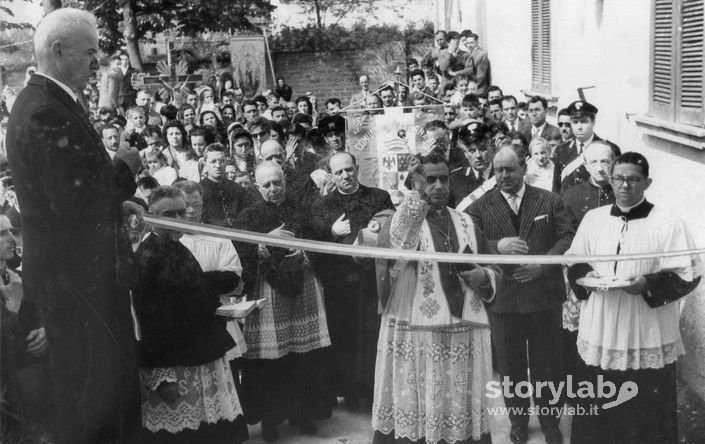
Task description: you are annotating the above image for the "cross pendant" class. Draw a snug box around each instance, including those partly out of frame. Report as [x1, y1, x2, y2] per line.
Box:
[444, 239, 453, 252]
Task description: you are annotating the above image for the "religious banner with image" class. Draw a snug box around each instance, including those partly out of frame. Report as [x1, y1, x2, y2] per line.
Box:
[345, 105, 445, 192]
[229, 36, 267, 98]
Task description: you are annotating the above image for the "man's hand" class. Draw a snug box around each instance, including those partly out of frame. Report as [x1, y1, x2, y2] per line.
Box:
[407, 156, 427, 192]
[0, 270, 23, 313]
[25, 327, 48, 357]
[156, 381, 179, 403]
[268, 223, 295, 238]
[459, 268, 489, 288]
[285, 137, 299, 163]
[513, 264, 543, 283]
[122, 200, 145, 226]
[331, 213, 351, 237]
[624, 275, 648, 295]
[497, 237, 529, 255]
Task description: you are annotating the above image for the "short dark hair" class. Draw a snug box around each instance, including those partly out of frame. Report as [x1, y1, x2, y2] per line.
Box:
[528, 96, 548, 109]
[143, 124, 162, 139]
[137, 176, 160, 190]
[424, 120, 447, 132]
[325, 98, 341, 107]
[172, 180, 203, 196]
[557, 108, 571, 119]
[502, 95, 518, 107]
[242, 100, 257, 110]
[148, 186, 185, 207]
[409, 69, 425, 79]
[189, 127, 206, 139]
[230, 128, 253, 146]
[253, 95, 267, 106]
[420, 149, 448, 166]
[160, 104, 178, 121]
[446, 31, 460, 42]
[461, 94, 480, 108]
[101, 123, 119, 135]
[460, 29, 474, 39]
[613, 152, 649, 177]
[203, 142, 227, 158]
[487, 85, 503, 97]
[517, 101, 528, 111]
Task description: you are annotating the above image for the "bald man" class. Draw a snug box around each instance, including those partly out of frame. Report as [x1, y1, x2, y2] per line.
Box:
[234, 162, 334, 440]
[310, 152, 395, 407]
[5, 8, 140, 443]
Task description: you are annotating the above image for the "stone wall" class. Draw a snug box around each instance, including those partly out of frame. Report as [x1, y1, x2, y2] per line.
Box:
[271, 41, 409, 108]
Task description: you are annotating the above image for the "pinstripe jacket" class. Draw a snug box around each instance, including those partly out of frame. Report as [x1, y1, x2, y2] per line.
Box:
[465, 184, 574, 314]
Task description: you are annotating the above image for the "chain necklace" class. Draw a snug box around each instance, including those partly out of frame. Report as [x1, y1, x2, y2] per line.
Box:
[427, 210, 454, 252]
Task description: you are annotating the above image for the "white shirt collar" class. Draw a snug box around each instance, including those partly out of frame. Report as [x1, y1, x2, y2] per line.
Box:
[576, 133, 595, 152]
[34, 72, 78, 102]
[532, 121, 547, 133]
[500, 183, 526, 201]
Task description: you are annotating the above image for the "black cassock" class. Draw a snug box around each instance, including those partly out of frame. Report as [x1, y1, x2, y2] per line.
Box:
[310, 185, 395, 403]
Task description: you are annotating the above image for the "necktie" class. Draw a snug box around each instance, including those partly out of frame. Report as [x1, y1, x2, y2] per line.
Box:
[508, 194, 519, 214]
[477, 172, 485, 185]
[579, 142, 585, 154]
[532, 127, 538, 139]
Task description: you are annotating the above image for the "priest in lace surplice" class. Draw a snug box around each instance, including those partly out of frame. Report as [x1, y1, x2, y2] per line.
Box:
[566, 152, 702, 444]
[372, 151, 500, 444]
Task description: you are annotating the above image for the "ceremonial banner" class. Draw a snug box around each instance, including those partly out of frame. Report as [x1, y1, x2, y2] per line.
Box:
[229, 36, 267, 98]
[345, 105, 445, 191]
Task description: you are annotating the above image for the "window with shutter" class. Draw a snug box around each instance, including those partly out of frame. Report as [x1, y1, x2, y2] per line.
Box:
[531, 0, 551, 93]
[650, 0, 705, 126]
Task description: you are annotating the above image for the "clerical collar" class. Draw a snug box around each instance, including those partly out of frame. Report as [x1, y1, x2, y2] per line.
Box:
[588, 177, 611, 190]
[35, 72, 78, 102]
[610, 198, 653, 220]
[337, 183, 360, 195]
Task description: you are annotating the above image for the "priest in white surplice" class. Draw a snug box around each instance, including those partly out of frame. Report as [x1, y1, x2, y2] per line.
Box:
[566, 152, 702, 444]
[373, 151, 500, 444]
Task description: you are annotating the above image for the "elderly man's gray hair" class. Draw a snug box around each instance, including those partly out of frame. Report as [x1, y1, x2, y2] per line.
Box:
[34, 8, 97, 58]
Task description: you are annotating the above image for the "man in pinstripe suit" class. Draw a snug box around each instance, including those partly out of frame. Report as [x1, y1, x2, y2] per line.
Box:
[466, 147, 574, 444]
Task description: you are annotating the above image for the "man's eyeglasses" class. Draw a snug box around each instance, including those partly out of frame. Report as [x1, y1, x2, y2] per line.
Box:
[557, 122, 571, 128]
[610, 176, 644, 186]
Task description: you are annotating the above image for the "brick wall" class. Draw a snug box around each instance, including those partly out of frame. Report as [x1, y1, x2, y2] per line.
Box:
[272, 41, 409, 109]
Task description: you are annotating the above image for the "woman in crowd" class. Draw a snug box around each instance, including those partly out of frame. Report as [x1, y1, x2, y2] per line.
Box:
[199, 110, 226, 143]
[162, 121, 200, 182]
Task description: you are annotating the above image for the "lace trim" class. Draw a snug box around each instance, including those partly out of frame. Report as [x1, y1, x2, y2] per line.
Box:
[141, 367, 178, 391]
[373, 406, 491, 444]
[577, 338, 685, 370]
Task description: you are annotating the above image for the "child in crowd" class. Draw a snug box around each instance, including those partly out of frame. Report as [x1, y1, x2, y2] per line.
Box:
[525, 137, 554, 191]
[145, 148, 178, 186]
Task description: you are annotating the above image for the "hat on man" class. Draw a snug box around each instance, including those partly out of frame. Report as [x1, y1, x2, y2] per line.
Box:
[566, 100, 598, 118]
[458, 123, 492, 145]
[318, 115, 345, 135]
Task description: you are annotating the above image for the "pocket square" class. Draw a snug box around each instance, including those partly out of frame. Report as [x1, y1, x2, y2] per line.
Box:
[534, 214, 548, 222]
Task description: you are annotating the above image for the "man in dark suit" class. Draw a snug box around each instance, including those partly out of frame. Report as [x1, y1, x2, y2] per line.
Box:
[449, 125, 493, 206]
[528, 96, 561, 141]
[5, 9, 140, 443]
[502, 95, 532, 141]
[552, 100, 620, 194]
[466, 147, 574, 444]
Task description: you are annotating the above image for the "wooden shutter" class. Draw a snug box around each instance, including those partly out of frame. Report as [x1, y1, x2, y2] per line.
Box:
[531, 0, 551, 93]
[677, 0, 705, 125]
[651, 0, 705, 125]
[651, 0, 675, 120]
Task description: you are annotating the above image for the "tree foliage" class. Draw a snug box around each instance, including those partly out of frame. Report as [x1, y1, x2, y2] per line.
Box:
[66, 0, 274, 54]
[0, 0, 34, 31]
[297, 0, 376, 30]
[269, 20, 434, 53]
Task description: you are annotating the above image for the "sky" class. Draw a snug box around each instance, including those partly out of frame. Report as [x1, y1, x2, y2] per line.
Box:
[1, 0, 44, 27]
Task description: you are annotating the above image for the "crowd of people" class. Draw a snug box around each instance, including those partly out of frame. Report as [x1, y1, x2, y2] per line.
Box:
[0, 7, 702, 444]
